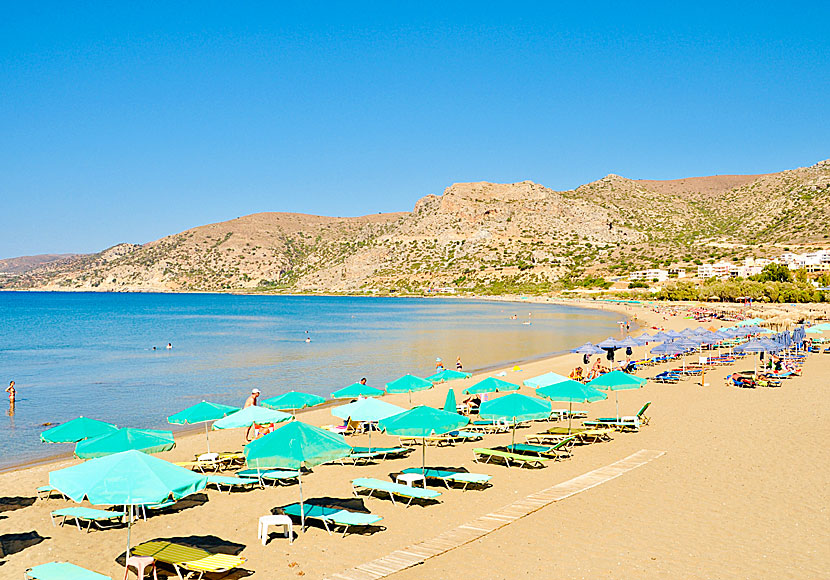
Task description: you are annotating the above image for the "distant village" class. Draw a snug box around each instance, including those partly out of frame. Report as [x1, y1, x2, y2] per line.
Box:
[624, 250, 830, 285]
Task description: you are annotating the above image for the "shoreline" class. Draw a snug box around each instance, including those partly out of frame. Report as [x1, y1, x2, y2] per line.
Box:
[0, 298, 637, 474]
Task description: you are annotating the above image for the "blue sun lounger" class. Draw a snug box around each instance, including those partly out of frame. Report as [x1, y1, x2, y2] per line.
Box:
[400, 468, 492, 490]
[282, 503, 382, 536]
[25, 562, 111, 580]
[236, 468, 301, 487]
[352, 477, 441, 506]
[50, 507, 125, 532]
[206, 475, 259, 493]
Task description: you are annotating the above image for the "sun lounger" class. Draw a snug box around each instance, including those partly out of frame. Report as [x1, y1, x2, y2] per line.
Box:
[583, 402, 651, 431]
[507, 436, 576, 459]
[282, 503, 383, 536]
[399, 435, 453, 447]
[132, 540, 247, 580]
[25, 562, 110, 580]
[174, 454, 223, 473]
[352, 477, 442, 506]
[473, 448, 549, 468]
[206, 475, 259, 493]
[236, 468, 301, 486]
[340, 446, 410, 465]
[400, 467, 492, 490]
[36, 485, 66, 501]
[50, 507, 125, 532]
[465, 419, 510, 433]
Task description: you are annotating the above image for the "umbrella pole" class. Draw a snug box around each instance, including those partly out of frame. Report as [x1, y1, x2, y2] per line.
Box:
[422, 439, 426, 472]
[299, 471, 305, 531]
[511, 418, 516, 447]
[205, 422, 210, 454]
[615, 392, 620, 420]
[568, 401, 573, 435]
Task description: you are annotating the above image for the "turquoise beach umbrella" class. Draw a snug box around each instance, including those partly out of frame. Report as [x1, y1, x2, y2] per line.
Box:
[425, 369, 472, 383]
[385, 374, 433, 403]
[378, 406, 469, 470]
[536, 380, 607, 433]
[167, 401, 240, 453]
[211, 405, 293, 430]
[40, 416, 118, 444]
[50, 449, 207, 569]
[75, 428, 175, 459]
[331, 397, 405, 449]
[331, 382, 385, 399]
[244, 422, 352, 529]
[587, 370, 646, 419]
[331, 398, 406, 423]
[261, 391, 326, 414]
[443, 388, 457, 413]
[523, 371, 570, 389]
[463, 377, 520, 395]
[479, 393, 552, 445]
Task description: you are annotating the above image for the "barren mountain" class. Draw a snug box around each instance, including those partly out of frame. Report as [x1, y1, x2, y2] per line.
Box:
[3, 159, 828, 294]
[0, 254, 86, 274]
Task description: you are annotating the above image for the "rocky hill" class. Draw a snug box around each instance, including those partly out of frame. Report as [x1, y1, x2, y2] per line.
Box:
[3, 159, 828, 294]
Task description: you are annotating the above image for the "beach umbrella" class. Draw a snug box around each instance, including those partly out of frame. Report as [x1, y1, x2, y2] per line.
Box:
[40, 416, 118, 444]
[261, 391, 326, 414]
[650, 342, 684, 355]
[596, 337, 620, 349]
[443, 389, 457, 414]
[378, 406, 469, 470]
[244, 421, 352, 529]
[211, 406, 293, 430]
[587, 371, 646, 420]
[331, 398, 405, 450]
[463, 377, 520, 395]
[537, 380, 607, 433]
[425, 369, 472, 383]
[650, 331, 674, 342]
[75, 428, 175, 459]
[167, 401, 239, 453]
[735, 338, 781, 377]
[523, 371, 570, 389]
[385, 374, 433, 404]
[479, 393, 552, 445]
[330, 382, 385, 399]
[571, 342, 605, 355]
[50, 449, 207, 565]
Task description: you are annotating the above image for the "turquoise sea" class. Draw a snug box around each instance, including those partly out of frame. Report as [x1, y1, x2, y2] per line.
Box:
[0, 292, 621, 468]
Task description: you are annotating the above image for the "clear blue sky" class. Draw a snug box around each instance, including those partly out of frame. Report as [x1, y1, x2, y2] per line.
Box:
[2, 2, 828, 258]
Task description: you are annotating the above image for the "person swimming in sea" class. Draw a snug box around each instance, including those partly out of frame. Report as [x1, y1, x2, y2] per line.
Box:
[5, 381, 15, 403]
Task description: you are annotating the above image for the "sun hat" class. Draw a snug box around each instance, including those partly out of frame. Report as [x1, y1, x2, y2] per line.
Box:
[251, 388, 261, 394]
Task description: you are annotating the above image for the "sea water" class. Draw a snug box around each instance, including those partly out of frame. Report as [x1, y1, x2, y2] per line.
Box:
[0, 292, 621, 468]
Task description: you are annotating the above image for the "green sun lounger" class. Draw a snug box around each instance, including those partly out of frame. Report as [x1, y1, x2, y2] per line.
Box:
[583, 401, 651, 431]
[352, 477, 442, 506]
[473, 448, 549, 468]
[507, 436, 575, 459]
[236, 468, 301, 486]
[400, 468, 492, 490]
[36, 485, 66, 501]
[206, 475, 259, 493]
[25, 562, 111, 580]
[282, 503, 383, 536]
[132, 540, 247, 580]
[341, 446, 411, 464]
[50, 507, 125, 532]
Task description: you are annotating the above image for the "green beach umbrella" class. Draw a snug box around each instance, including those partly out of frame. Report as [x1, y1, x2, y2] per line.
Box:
[443, 388, 457, 413]
[331, 382, 385, 399]
[244, 421, 352, 529]
[587, 371, 646, 419]
[378, 406, 469, 470]
[40, 416, 118, 444]
[536, 380, 607, 433]
[479, 393, 552, 445]
[385, 374, 433, 404]
[331, 398, 406, 450]
[522, 372, 570, 389]
[261, 391, 326, 414]
[425, 369, 472, 383]
[50, 449, 207, 570]
[75, 428, 175, 459]
[167, 401, 239, 453]
[211, 405, 293, 430]
[463, 376, 520, 395]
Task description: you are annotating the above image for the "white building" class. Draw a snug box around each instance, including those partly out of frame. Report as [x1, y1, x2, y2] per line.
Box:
[629, 269, 669, 282]
[697, 262, 737, 280]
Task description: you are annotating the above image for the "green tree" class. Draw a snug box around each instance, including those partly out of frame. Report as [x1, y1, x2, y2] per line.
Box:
[756, 263, 793, 283]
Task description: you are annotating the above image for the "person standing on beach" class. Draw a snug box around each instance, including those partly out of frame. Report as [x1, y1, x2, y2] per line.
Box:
[5, 381, 15, 403]
[244, 388, 260, 439]
[456, 357, 463, 371]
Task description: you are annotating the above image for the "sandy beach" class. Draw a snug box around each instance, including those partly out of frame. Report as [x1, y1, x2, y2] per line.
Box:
[1, 300, 828, 580]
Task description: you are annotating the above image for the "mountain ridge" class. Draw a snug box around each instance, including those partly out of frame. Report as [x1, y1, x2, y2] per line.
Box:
[4, 159, 828, 294]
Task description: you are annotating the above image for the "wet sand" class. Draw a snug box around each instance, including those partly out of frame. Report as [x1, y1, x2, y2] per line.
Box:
[0, 301, 827, 579]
